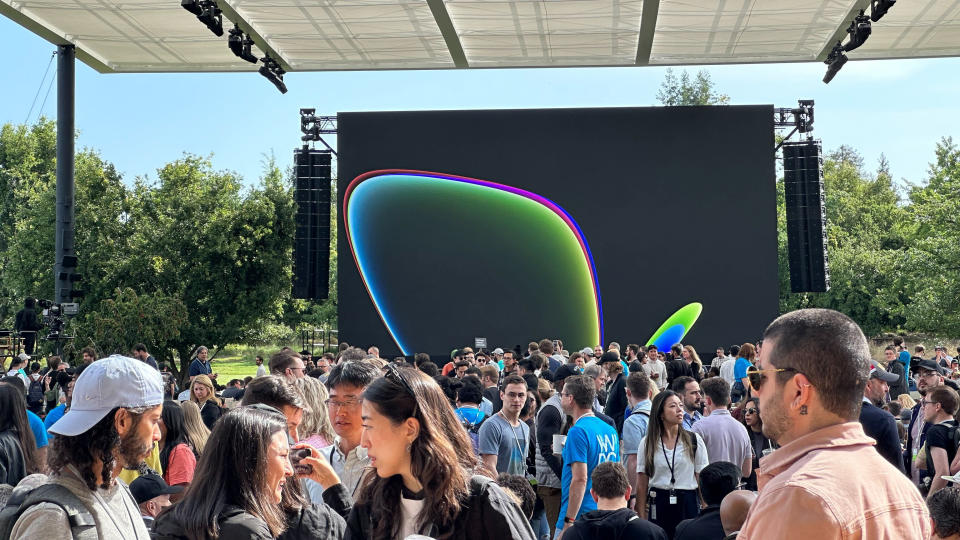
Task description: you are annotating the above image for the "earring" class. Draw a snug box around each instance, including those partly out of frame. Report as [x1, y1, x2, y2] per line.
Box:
[799, 405, 808, 415]
[406, 442, 412, 453]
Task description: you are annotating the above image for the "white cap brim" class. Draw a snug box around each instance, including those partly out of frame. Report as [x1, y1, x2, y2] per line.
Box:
[48, 407, 114, 437]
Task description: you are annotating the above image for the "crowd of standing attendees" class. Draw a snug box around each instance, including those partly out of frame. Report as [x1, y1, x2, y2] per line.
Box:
[1, 309, 960, 539]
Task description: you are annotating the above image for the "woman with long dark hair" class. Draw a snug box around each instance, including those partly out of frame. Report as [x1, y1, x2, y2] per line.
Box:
[159, 400, 196, 501]
[635, 389, 708, 538]
[346, 365, 534, 540]
[153, 407, 294, 539]
[0, 382, 40, 484]
[741, 397, 775, 491]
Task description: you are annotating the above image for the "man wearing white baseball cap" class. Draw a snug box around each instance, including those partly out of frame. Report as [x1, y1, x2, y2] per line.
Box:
[9, 355, 164, 540]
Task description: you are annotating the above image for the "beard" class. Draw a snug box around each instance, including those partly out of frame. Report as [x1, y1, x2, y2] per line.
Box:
[760, 387, 791, 445]
[118, 428, 153, 470]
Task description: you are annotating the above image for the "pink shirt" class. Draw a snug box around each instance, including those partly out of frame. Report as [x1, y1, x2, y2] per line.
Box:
[164, 443, 197, 487]
[739, 422, 929, 540]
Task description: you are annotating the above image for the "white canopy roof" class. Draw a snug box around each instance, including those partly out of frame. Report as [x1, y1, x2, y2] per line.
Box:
[2, 0, 957, 73]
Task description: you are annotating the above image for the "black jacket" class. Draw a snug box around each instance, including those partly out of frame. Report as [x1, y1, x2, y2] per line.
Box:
[153, 505, 273, 540]
[563, 508, 667, 540]
[604, 372, 628, 434]
[675, 504, 724, 540]
[0, 429, 27, 486]
[904, 401, 930, 483]
[859, 400, 905, 474]
[344, 475, 534, 540]
[278, 502, 346, 540]
[887, 360, 909, 399]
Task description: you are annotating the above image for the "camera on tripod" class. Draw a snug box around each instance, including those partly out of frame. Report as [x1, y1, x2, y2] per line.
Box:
[36, 299, 79, 340]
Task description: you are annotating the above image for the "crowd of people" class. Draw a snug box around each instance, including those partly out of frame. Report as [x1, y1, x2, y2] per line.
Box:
[1, 309, 960, 539]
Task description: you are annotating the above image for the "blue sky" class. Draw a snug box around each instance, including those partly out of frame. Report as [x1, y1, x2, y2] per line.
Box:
[2, 15, 958, 193]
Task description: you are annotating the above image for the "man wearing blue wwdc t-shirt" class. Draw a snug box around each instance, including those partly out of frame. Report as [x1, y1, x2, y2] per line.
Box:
[556, 375, 620, 538]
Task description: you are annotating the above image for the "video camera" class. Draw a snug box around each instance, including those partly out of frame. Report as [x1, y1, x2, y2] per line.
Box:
[35, 299, 79, 340]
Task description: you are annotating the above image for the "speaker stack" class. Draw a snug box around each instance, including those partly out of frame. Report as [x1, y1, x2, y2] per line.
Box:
[783, 140, 830, 293]
[292, 148, 332, 300]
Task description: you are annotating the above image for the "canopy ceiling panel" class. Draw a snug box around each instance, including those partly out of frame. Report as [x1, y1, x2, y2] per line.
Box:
[445, 0, 644, 66]
[852, 0, 960, 60]
[230, 0, 455, 69]
[649, 0, 851, 64]
[2, 0, 958, 73]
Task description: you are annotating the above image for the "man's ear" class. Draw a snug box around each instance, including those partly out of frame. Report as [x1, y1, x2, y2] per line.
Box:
[114, 408, 132, 436]
[590, 488, 600, 503]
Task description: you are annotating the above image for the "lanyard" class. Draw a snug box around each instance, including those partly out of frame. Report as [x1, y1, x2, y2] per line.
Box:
[661, 430, 681, 486]
[499, 411, 525, 457]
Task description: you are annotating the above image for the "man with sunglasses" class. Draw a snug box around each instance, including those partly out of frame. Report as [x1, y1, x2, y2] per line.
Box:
[739, 309, 930, 539]
[859, 363, 905, 473]
[905, 359, 951, 489]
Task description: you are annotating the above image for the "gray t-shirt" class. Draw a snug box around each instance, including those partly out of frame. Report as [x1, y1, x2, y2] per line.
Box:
[478, 413, 529, 475]
[11, 470, 150, 540]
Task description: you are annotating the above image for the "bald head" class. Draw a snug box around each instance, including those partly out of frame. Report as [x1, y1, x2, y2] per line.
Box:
[721, 490, 757, 535]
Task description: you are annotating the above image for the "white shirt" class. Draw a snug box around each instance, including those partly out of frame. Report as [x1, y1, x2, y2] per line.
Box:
[398, 493, 426, 538]
[720, 358, 737, 386]
[649, 360, 668, 389]
[636, 432, 709, 490]
[255, 364, 267, 377]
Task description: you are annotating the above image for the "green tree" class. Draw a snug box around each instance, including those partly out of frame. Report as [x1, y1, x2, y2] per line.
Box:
[900, 137, 960, 336]
[656, 69, 730, 106]
[122, 154, 296, 378]
[778, 146, 909, 335]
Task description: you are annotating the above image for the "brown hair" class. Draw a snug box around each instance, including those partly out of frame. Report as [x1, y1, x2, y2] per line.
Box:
[929, 386, 960, 416]
[738, 343, 756, 361]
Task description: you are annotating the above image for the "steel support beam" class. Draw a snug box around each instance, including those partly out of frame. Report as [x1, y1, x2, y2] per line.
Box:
[635, 0, 661, 65]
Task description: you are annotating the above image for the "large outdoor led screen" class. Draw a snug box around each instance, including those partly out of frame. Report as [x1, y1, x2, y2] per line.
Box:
[337, 106, 778, 357]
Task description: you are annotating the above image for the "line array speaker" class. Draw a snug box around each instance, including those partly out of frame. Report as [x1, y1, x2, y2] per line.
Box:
[783, 140, 830, 293]
[292, 148, 332, 300]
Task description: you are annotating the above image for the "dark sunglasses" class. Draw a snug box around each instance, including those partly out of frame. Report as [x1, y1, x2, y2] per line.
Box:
[746, 365, 799, 391]
[745, 408, 758, 414]
[385, 363, 416, 398]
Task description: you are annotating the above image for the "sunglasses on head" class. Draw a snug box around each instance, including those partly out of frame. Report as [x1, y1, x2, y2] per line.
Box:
[746, 365, 800, 391]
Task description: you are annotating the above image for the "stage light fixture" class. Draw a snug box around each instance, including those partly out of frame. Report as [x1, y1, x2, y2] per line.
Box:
[842, 11, 872, 52]
[259, 56, 287, 94]
[181, 0, 202, 16]
[228, 26, 258, 63]
[870, 0, 896, 22]
[823, 43, 848, 84]
[197, 1, 223, 37]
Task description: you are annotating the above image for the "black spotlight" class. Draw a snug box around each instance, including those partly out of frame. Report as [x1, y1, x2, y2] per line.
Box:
[259, 56, 287, 94]
[870, 0, 896, 22]
[228, 26, 258, 63]
[197, 1, 224, 37]
[842, 11, 871, 52]
[181, 0, 202, 16]
[823, 43, 848, 84]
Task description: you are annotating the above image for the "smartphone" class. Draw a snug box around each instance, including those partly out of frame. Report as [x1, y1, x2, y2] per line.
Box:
[290, 447, 313, 475]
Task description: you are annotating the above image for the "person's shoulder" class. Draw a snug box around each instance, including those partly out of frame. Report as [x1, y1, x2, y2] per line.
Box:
[218, 507, 272, 538]
[11, 502, 73, 540]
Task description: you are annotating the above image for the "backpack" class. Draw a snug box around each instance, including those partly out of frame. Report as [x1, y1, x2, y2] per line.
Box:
[924, 422, 960, 490]
[458, 411, 487, 455]
[0, 483, 97, 540]
[26, 378, 44, 411]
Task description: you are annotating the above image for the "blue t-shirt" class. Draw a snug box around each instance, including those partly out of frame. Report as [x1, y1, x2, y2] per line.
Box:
[899, 350, 911, 368]
[734, 357, 752, 381]
[26, 410, 48, 449]
[556, 415, 620, 531]
[44, 404, 66, 437]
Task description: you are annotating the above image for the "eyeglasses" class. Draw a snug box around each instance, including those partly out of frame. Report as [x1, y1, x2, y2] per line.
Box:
[325, 398, 361, 410]
[745, 408, 758, 414]
[746, 365, 800, 391]
[921, 400, 939, 408]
